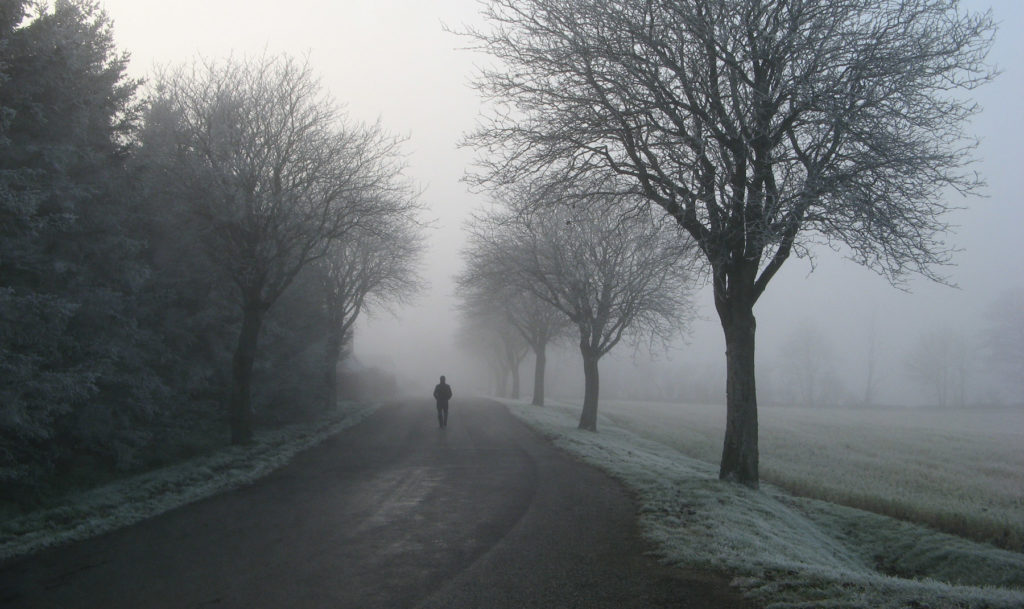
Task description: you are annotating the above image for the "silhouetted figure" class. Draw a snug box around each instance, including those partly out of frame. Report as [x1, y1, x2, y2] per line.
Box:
[433, 375, 453, 428]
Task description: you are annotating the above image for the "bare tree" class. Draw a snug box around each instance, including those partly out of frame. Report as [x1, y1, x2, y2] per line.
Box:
[507, 292, 570, 406]
[457, 241, 571, 406]
[463, 0, 995, 485]
[151, 54, 402, 443]
[469, 184, 695, 430]
[455, 306, 529, 398]
[317, 209, 426, 412]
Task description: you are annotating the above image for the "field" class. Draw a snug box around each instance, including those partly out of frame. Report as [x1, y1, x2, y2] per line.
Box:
[594, 400, 1024, 552]
[503, 398, 1024, 608]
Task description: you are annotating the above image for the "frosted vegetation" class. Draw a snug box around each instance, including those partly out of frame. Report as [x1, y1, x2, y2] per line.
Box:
[501, 399, 1024, 609]
[0, 402, 376, 562]
[598, 400, 1024, 552]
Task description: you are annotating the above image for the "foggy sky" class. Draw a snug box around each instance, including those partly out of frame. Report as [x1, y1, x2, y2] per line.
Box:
[101, 0, 1024, 406]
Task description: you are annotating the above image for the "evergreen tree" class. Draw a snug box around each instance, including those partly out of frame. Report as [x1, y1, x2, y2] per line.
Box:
[0, 0, 153, 492]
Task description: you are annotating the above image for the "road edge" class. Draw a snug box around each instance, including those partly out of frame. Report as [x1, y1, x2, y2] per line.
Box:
[0, 402, 379, 563]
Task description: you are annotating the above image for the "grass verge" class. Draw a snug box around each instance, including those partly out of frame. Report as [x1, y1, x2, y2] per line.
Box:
[500, 398, 1024, 609]
[0, 401, 377, 563]
[599, 399, 1024, 552]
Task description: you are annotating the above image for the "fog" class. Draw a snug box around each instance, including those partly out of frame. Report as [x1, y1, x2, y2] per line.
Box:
[102, 0, 1024, 407]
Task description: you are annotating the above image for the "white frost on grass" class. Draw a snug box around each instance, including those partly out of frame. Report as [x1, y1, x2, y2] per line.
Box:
[500, 398, 1024, 609]
[599, 399, 1024, 550]
[0, 401, 377, 563]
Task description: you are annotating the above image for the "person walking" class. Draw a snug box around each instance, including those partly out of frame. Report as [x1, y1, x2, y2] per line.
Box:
[433, 375, 453, 428]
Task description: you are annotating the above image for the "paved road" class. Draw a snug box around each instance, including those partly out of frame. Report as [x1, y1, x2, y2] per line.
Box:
[0, 399, 749, 608]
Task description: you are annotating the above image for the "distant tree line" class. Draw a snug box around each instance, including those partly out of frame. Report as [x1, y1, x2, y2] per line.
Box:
[0, 1, 423, 505]
[457, 177, 696, 429]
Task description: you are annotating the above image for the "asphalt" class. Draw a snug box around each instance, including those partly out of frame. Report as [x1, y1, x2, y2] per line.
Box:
[0, 398, 752, 608]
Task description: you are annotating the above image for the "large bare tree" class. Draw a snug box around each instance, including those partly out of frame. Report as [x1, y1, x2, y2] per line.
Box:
[469, 186, 694, 430]
[463, 0, 995, 485]
[152, 54, 403, 443]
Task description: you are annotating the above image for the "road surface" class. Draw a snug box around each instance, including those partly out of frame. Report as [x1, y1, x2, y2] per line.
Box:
[0, 398, 750, 608]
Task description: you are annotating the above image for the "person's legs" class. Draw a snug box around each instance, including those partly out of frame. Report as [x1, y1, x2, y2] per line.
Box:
[441, 403, 448, 427]
[437, 404, 444, 428]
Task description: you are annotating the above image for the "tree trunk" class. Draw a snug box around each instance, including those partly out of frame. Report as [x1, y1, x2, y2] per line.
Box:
[323, 325, 343, 412]
[230, 303, 263, 444]
[578, 347, 600, 431]
[494, 367, 507, 397]
[531, 342, 546, 406]
[510, 361, 521, 399]
[717, 298, 759, 487]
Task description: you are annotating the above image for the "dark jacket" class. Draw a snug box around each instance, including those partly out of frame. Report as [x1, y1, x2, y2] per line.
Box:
[433, 382, 452, 404]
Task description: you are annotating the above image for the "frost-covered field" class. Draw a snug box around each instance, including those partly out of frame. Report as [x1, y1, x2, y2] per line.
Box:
[595, 400, 1024, 551]
[501, 398, 1024, 609]
[0, 402, 377, 562]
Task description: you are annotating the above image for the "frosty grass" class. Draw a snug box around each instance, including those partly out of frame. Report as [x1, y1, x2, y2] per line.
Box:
[0, 401, 377, 562]
[500, 398, 1024, 609]
[600, 399, 1024, 553]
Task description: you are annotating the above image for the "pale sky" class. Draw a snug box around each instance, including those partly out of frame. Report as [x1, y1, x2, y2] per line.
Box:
[99, 0, 1024, 404]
